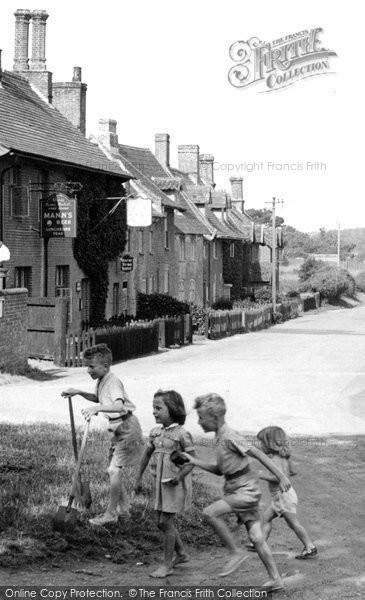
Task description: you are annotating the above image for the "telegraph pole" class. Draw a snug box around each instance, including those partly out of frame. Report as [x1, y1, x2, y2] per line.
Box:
[266, 197, 283, 312]
[337, 222, 341, 267]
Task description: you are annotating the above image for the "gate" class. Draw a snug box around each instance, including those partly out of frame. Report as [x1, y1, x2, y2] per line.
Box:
[27, 297, 68, 365]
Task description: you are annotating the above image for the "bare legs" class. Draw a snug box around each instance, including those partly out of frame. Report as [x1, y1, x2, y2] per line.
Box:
[150, 512, 188, 578]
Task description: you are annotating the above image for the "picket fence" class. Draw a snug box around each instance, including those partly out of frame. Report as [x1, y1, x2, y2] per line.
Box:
[65, 314, 192, 367]
[208, 300, 301, 341]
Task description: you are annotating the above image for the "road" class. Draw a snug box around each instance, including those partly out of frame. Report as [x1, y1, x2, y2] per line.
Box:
[1, 304, 365, 436]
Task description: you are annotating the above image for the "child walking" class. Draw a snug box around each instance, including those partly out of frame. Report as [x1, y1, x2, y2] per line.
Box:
[255, 426, 317, 559]
[182, 393, 291, 592]
[134, 390, 195, 578]
[62, 343, 143, 526]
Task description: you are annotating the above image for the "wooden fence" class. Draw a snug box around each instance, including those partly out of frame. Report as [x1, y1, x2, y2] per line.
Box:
[65, 314, 193, 367]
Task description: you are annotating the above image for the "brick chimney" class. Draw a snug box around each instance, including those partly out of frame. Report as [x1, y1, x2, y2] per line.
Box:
[178, 145, 200, 184]
[155, 133, 170, 167]
[98, 119, 120, 155]
[200, 154, 215, 186]
[53, 67, 87, 134]
[13, 9, 31, 71]
[13, 9, 53, 103]
[230, 176, 244, 212]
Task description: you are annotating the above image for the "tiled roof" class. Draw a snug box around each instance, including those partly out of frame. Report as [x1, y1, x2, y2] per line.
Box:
[152, 176, 182, 191]
[0, 71, 129, 178]
[175, 205, 211, 235]
[169, 167, 196, 186]
[210, 190, 230, 209]
[184, 184, 212, 204]
[118, 144, 169, 179]
[116, 146, 186, 211]
[206, 209, 243, 240]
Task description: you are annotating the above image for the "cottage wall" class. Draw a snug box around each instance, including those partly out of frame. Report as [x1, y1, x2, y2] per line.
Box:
[0, 288, 28, 369]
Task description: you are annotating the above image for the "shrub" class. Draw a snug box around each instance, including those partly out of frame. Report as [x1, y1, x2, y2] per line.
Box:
[355, 271, 365, 292]
[300, 266, 355, 300]
[211, 297, 233, 310]
[298, 257, 325, 282]
[136, 293, 190, 320]
[189, 304, 208, 335]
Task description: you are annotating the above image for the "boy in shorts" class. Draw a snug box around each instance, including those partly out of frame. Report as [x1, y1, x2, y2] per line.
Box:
[62, 343, 143, 526]
[182, 393, 291, 592]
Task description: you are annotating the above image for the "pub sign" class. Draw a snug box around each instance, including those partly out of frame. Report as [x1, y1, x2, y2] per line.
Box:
[40, 193, 77, 238]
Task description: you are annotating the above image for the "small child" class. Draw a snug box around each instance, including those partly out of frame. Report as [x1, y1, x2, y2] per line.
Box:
[62, 343, 143, 526]
[255, 426, 317, 559]
[134, 390, 195, 578]
[182, 393, 291, 592]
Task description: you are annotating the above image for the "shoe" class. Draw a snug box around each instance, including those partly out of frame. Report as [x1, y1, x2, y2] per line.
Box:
[89, 512, 118, 526]
[262, 578, 284, 592]
[295, 546, 318, 559]
[219, 553, 247, 577]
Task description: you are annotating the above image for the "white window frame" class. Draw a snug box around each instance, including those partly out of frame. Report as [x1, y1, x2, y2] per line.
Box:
[230, 242, 235, 258]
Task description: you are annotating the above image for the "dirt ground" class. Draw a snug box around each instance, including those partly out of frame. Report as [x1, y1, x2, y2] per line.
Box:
[2, 437, 365, 599]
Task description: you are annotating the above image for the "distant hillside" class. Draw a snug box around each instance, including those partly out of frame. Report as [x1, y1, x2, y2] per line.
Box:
[283, 226, 365, 259]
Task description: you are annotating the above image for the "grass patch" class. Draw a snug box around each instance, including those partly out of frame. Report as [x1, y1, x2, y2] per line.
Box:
[0, 423, 216, 567]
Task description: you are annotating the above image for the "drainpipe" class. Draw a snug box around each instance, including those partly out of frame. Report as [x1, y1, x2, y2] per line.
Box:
[0, 162, 15, 242]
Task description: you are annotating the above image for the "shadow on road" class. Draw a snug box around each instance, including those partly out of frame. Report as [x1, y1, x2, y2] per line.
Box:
[267, 329, 365, 336]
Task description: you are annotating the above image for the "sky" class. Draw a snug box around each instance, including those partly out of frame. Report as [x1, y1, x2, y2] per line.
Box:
[0, 0, 363, 232]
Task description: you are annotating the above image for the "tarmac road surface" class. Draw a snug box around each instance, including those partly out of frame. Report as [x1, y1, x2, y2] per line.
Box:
[1, 304, 365, 437]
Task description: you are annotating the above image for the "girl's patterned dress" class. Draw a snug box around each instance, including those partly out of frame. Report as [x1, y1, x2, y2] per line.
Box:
[147, 423, 194, 513]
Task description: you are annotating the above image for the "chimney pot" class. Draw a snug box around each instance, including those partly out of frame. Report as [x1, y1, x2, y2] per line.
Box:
[98, 119, 119, 154]
[30, 10, 49, 71]
[229, 176, 244, 212]
[155, 133, 170, 167]
[178, 144, 200, 184]
[13, 9, 31, 71]
[73, 66, 82, 82]
[199, 153, 215, 185]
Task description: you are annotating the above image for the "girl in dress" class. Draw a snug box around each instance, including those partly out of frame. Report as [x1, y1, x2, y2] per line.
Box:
[134, 390, 195, 578]
[254, 426, 317, 559]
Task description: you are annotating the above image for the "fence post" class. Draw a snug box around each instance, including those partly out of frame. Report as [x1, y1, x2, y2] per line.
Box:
[54, 297, 68, 367]
[159, 319, 166, 348]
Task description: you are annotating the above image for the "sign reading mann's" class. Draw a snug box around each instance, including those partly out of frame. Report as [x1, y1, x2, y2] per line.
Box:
[40, 193, 77, 238]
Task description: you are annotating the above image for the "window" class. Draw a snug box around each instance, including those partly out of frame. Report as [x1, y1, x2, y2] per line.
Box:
[149, 229, 153, 254]
[163, 269, 169, 294]
[164, 216, 169, 249]
[213, 274, 217, 301]
[230, 242, 235, 258]
[191, 237, 197, 261]
[178, 279, 185, 301]
[203, 243, 208, 259]
[112, 282, 120, 317]
[14, 267, 32, 294]
[55, 265, 71, 323]
[179, 235, 185, 261]
[121, 281, 128, 313]
[126, 228, 131, 253]
[213, 240, 218, 259]
[10, 167, 29, 217]
[148, 276, 154, 294]
[141, 278, 147, 293]
[189, 279, 196, 303]
[138, 230, 144, 254]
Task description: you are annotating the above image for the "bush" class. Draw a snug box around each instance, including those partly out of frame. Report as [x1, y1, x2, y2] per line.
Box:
[189, 304, 208, 335]
[300, 266, 355, 300]
[355, 271, 365, 292]
[298, 257, 325, 282]
[136, 293, 190, 320]
[211, 297, 233, 310]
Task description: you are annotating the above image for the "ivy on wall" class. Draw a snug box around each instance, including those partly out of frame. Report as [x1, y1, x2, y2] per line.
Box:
[222, 241, 245, 300]
[68, 170, 127, 325]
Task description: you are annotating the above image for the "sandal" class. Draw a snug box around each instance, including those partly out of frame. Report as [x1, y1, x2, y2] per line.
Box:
[295, 546, 318, 559]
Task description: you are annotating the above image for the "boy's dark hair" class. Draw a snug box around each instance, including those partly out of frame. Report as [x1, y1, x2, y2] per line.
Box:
[83, 344, 113, 367]
[154, 390, 186, 425]
[194, 393, 226, 418]
[257, 426, 291, 458]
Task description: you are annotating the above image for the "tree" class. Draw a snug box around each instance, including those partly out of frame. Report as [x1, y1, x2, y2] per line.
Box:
[300, 265, 355, 300]
[246, 208, 284, 227]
